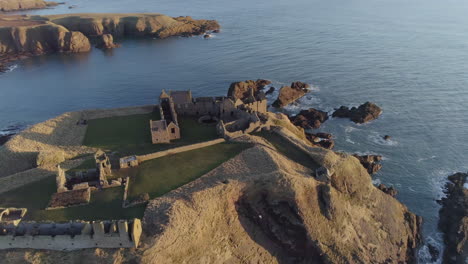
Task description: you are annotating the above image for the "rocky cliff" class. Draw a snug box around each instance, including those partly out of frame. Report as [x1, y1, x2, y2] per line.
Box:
[0, 22, 91, 54]
[0, 13, 220, 70]
[0, 0, 58, 12]
[439, 172, 468, 264]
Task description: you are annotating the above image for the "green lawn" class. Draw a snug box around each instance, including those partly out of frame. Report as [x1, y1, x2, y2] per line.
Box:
[83, 112, 219, 156]
[128, 143, 251, 200]
[0, 176, 145, 222]
[255, 131, 319, 170]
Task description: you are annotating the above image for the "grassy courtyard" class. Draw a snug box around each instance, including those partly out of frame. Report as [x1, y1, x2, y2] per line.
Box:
[0, 142, 249, 222]
[128, 142, 250, 200]
[0, 176, 145, 221]
[255, 131, 319, 170]
[83, 112, 219, 156]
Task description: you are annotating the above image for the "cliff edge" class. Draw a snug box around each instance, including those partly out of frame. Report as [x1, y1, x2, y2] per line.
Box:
[0, 0, 59, 12]
[439, 172, 468, 264]
[0, 13, 220, 70]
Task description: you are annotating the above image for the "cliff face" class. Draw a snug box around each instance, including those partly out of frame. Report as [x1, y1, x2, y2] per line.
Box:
[0, 13, 220, 69]
[439, 172, 468, 264]
[0, 0, 58, 12]
[45, 14, 220, 38]
[0, 23, 91, 55]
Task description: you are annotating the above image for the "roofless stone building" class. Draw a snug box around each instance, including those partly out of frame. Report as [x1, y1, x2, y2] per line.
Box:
[150, 88, 268, 144]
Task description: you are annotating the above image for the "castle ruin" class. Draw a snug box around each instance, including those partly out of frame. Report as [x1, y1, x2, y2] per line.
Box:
[150, 88, 269, 143]
[51, 150, 123, 209]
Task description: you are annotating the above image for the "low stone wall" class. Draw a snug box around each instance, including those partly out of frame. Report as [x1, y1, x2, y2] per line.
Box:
[0, 219, 142, 250]
[137, 138, 226, 163]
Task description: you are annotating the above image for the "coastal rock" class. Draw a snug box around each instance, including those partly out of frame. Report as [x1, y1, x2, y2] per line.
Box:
[265, 86, 275, 95]
[95, 34, 118, 49]
[0, 14, 220, 68]
[377, 184, 397, 197]
[427, 242, 440, 262]
[289, 108, 328, 129]
[46, 14, 220, 39]
[0, 133, 13, 145]
[272, 81, 310, 107]
[227, 79, 271, 102]
[0, 0, 59, 12]
[439, 172, 468, 263]
[0, 23, 91, 55]
[353, 154, 383, 174]
[332, 102, 382, 123]
[305, 132, 334, 149]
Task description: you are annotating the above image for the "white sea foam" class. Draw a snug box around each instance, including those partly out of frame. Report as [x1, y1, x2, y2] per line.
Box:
[345, 137, 355, 144]
[417, 235, 444, 264]
[368, 132, 398, 146]
[417, 155, 437, 162]
[6, 64, 18, 72]
[372, 178, 381, 185]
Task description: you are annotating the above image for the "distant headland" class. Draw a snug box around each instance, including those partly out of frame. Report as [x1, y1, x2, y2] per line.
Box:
[0, 13, 220, 72]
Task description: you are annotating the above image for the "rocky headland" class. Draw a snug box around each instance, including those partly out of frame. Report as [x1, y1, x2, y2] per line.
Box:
[0, 13, 220, 71]
[0, 124, 422, 263]
[0, 82, 421, 262]
[332, 102, 382, 124]
[0, 0, 60, 12]
[439, 172, 467, 263]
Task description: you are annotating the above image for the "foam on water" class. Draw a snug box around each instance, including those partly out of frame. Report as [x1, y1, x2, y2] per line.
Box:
[368, 132, 398, 146]
[6, 64, 18, 72]
[417, 155, 437, 162]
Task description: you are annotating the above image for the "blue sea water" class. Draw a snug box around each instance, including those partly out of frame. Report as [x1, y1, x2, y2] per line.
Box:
[1, 0, 468, 262]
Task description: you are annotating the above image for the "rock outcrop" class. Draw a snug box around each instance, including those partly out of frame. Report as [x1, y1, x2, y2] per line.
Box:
[272, 81, 310, 107]
[0, 0, 59, 12]
[332, 102, 382, 124]
[353, 154, 383, 174]
[227, 79, 271, 102]
[289, 108, 328, 129]
[305, 132, 334, 149]
[95, 34, 118, 49]
[439, 172, 468, 264]
[377, 183, 398, 197]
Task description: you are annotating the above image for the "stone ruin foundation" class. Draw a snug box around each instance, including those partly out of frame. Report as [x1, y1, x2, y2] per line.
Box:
[0, 218, 142, 250]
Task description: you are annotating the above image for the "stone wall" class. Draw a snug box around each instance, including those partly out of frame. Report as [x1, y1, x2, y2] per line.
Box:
[138, 138, 226, 163]
[0, 219, 142, 250]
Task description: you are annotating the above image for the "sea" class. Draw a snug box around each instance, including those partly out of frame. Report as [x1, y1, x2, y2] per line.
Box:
[1, 0, 468, 262]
